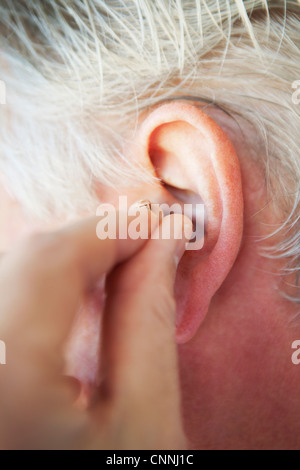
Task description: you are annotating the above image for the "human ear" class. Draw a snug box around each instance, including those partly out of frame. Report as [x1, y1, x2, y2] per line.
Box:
[133, 102, 244, 343]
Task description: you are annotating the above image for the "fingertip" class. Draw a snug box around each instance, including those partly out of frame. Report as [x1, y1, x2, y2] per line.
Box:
[116, 207, 159, 262]
[170, 214, 193, 264]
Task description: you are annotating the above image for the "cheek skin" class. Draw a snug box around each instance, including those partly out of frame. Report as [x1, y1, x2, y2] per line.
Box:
[179, 250, 300, 450]
[178, 157, 300, 450]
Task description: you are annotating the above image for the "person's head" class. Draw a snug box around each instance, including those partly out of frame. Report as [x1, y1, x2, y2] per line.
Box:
[0, 0, 300, 449]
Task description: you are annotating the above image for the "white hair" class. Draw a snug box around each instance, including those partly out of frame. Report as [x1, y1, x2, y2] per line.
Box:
[0, 0, 299, 299]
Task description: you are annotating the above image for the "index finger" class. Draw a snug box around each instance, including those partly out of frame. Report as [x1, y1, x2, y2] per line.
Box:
[0, 210, 157, 350]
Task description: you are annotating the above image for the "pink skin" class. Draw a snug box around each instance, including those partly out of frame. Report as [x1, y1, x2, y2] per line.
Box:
[179, 159, 300, 449]
[0, 104, 299, 449]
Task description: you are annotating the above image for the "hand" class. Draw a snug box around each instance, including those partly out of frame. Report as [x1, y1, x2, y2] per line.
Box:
[0, 209, 192, 450]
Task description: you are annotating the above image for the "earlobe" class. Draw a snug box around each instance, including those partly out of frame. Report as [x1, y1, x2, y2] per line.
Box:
[136, 103, 244, 343]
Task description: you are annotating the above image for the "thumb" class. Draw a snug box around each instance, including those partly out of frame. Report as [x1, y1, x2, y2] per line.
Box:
[98, 214, 193, 449]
